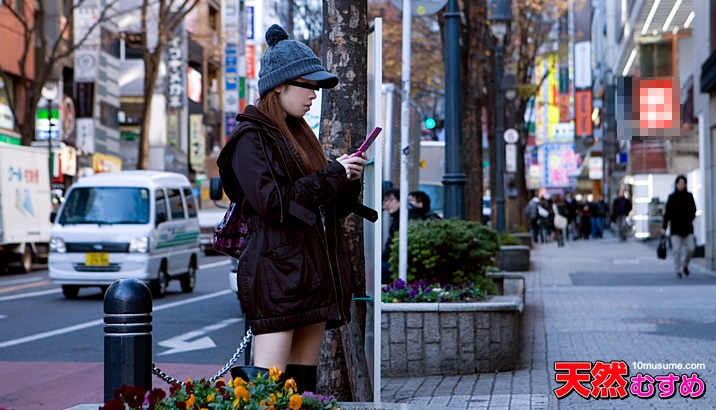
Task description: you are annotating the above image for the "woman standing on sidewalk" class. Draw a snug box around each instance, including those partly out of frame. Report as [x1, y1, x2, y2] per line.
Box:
[217, 24, 371, 392]
[661, 175, 697, 278]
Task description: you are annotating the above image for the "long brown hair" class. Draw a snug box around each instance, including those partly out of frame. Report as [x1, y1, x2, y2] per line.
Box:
[256, 91, 328, 174]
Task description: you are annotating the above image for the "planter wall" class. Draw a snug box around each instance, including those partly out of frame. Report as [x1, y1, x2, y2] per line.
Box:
[496, 245, 530, 271]
[511, 232, 534, 248]
[381, 277, 524, 377]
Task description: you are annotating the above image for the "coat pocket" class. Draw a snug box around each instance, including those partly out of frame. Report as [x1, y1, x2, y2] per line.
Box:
[263, 241, 321, 301]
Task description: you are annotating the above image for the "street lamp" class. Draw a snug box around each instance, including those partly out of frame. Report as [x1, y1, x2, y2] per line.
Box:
[41, 84, 60, 191]
[502, 72, 518, 103]
[488, 0, 513, 232]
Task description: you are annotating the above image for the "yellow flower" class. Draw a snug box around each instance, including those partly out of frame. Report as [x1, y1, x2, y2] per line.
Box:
[289, 394, 303, 409]
[207, 393, 215, 403]
[284, 378, 297, 392]
[234, 385, 250, 402]
[268, 393, 277, 405]
[269, 366, 282, 381]
[186, 394, 196, 408]
[233, 377, 246, 387]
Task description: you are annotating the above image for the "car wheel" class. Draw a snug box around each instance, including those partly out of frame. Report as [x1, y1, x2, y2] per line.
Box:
[180, 262, 196, 293]
[62, 285, 79, 299]
[150, 267, 169, 298]
[19, 247, 33, 273]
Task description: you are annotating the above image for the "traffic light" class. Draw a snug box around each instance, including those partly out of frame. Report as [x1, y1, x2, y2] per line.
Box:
[425, 117, 436, 130]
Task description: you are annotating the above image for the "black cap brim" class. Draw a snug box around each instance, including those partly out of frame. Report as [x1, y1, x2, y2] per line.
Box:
[301, 70, 339, 89]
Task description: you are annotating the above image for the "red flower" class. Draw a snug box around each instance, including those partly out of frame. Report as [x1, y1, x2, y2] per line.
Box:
[122, 385, 146, 408]
[147, 388, 167, 406]
[100, 400, 125, 410]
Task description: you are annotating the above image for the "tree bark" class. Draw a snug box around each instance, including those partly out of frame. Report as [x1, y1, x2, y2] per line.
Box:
[459, 0, 487, 222]
[318, 0, 372, 402]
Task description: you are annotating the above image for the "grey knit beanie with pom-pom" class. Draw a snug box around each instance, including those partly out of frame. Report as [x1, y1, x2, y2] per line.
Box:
[257, 24, 339, 97]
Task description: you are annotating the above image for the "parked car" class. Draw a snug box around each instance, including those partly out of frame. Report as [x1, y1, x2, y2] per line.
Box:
[198, 208, 226, 255]
[48, 171, 200, 299]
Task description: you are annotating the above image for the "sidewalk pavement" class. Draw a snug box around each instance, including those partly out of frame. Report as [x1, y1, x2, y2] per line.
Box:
[71, 231, 716, 410]
[373, 231, 716, 409]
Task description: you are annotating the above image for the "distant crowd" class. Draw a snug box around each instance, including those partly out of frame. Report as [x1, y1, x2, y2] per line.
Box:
[525, 190, 633, 246]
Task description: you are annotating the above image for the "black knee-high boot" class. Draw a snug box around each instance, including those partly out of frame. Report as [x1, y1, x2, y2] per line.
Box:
[229, 365, 270, 381]
[285, 364, 317, 393]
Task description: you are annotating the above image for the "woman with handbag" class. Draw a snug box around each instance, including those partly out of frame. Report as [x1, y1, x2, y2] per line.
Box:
[552, 195, 568, 247]
[217, 24, 374, 392]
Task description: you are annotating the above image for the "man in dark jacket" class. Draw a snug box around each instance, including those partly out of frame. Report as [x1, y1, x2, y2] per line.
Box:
[661, 175, 697, 278]
[409, 190, 441, 220]
[381, 188, 422, 283]
[611, 189, 632, 241]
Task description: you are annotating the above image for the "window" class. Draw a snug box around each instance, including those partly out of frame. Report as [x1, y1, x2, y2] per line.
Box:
[183, 187, 198, 218]
[167, 188, 186, 220]
[100, 101, 119, 128]
[638, 41, 672, 77]
[59, 187, 150, 225]
[14, 0, 23, 13]
[155, 189, 168, 224]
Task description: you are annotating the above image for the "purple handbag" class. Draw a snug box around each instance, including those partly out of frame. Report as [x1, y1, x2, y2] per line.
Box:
[213, 201, 249, 259]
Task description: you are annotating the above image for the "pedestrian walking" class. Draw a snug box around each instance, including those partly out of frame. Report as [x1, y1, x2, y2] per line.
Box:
[526, 197, 540, 244]
[564, 192, 578, 241]
[217, 24, 373, 392]
[591, 195, 608, 239]
[611, 188, 632, 241]
[552, 195, 568, 247]
[661, 175, 697, 279]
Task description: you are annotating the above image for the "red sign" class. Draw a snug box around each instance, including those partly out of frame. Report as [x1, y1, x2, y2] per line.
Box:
[246, 45, 255, 79]
[575, 90, 592, 137]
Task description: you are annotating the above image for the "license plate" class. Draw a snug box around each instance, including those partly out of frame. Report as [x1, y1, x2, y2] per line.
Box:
[85, 253, 109, 266]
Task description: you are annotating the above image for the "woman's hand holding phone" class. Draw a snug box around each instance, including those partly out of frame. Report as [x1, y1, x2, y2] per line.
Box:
[337, 153, 367, 181]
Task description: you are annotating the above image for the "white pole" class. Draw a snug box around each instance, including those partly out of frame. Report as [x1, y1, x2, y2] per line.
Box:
[398, 0, 411, 282]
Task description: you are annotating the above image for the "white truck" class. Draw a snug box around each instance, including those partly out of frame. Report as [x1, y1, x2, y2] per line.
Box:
[0, 143, 52, 272]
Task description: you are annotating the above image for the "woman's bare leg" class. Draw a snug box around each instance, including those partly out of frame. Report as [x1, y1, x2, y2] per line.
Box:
[253, 330, 294, 371]
[288, 322, 326, 365]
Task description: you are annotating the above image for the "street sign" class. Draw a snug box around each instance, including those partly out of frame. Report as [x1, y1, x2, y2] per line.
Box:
[505, 143, 517, 173]
[390, 0, 448, 16]
[504, 128, 519, 144]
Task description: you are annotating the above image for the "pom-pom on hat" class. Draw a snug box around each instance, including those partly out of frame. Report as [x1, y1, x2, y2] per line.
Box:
[257, 24, 339, 97]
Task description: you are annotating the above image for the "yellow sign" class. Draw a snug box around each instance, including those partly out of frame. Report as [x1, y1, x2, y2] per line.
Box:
[420, 158, 426, 169]
[92, 153, 122, 173]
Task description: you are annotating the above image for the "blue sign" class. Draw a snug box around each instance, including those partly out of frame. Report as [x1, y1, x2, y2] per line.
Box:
[246, 7, 254, 40]
[225, 68, 238, 90]
[225, 44, 237, 68]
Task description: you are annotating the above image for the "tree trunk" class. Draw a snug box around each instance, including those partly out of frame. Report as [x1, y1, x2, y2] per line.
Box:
[318, 0, 372, 402]
[460, 0, 487, 222]
[138, 52, 162, 170]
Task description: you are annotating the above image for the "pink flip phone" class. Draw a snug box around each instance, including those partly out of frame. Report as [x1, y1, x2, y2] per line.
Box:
[351, 127, 382, 157]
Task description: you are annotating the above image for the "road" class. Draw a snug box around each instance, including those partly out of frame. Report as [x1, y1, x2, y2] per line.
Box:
[0, 254, 246, 410]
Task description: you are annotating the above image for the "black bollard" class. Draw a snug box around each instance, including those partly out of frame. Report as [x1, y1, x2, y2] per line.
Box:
[104, 278, 153, 401]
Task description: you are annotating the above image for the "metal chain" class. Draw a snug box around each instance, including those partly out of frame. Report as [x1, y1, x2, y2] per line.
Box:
[152, 328, 254, 386]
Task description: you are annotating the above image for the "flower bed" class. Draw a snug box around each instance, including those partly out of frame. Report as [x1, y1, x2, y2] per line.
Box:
[101, 367, 339, 410]
[380, 275, 524, 377]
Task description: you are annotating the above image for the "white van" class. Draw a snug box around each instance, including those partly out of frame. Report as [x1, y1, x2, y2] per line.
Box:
[48, 171, 200, 299]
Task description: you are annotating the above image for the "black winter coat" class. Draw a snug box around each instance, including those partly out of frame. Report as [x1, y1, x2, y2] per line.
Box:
[662, 190, 696, 237]
[217, 106, 369, 335]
